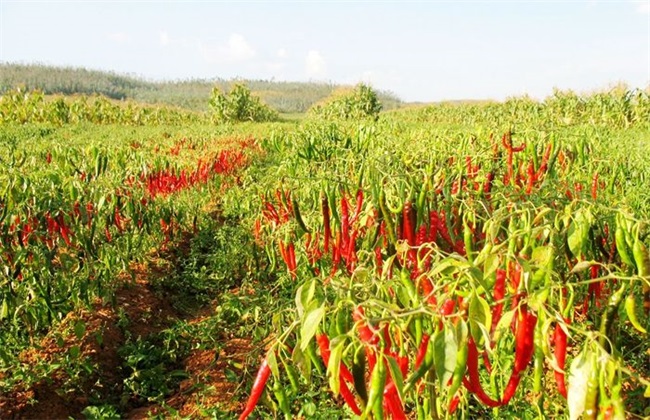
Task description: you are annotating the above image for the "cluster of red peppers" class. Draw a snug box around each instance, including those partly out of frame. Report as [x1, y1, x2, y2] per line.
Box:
[145, 149, 248, 198]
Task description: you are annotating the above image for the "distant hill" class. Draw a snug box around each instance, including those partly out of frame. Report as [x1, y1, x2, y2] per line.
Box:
[0, 63, 403, 114]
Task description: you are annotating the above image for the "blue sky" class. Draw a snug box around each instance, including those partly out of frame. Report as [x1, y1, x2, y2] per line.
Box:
[1, 1, 648, 102]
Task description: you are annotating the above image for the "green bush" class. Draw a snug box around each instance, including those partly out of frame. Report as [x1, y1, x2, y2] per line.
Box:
[308, 83, 382, 121]
[208, 83, 278, 123]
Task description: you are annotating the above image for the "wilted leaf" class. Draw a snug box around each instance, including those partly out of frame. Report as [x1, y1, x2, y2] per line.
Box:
[568, 347, 591, 420]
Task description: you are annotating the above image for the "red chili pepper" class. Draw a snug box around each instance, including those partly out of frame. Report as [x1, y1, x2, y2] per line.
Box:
[352, 189, 364, 224]
[341, 195, 350, 251]
[491, 269, 507, 336]
[465, 156, 475, 179]
[315, 333, 355, 384]
[535, 143, 553, 179]
[483, 172, 495, 196]
[502, 306, 537, 405]
[278, 240, 288, 267]
[414, 334, 431, 370]
[428, 210, 439, 244]
[516, 307, 537, 372]
[323, 194, 331, 253]
[383, 382, 406, 420]
[353, 306, 378, 345]
[591, 172, 599, 201]
[287, 242, 297, 279]
[403, 201, 416, 246]
[501, 370, 522, 406]
[239, 356, 272, 420]
[449, 394, 461, 413]
[114, 208, 124, 232]
[345, 229, 358, 273]
[463, 337, 501, 407]
[439, 298, 456, 317]
[554, 318, 569, 399]
[526, 160, 535, 194]
[316, 334, 361, 415]
[339, 378, 362, 415]
[403, 201, 417, 268]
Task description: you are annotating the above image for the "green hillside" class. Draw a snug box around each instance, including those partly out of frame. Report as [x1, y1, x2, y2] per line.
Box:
[0, 63, 402, 113]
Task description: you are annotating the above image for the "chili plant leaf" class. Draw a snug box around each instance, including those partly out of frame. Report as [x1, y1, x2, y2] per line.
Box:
[568, 345, 591, 420]
[300, 304, 325, 351]
[434, 324, 457, 388]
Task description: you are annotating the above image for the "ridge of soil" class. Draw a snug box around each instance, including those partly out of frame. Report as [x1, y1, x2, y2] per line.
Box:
[0, 246, 251, 420]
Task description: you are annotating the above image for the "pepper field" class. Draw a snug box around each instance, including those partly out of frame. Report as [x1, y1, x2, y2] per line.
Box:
[0, 88, 649, 419]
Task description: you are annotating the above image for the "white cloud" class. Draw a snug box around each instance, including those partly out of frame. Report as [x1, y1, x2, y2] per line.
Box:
[305, 50, 326, 78]
[637, 2, 650, 14]
[200, 33, 256, 63]
[277, 48, 288, 58]
[266, 61, 286, 72]
[159, 31, 170, 47]
[107, 32, 129, 43]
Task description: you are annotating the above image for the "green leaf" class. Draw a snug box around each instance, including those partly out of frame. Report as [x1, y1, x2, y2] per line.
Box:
[304, 401, 317, 416]
[567, 209, 592, 259]
[482, 253, 500, 281]
[0, 299, 8, 320]
[492, 309, 515, 344]
[433, 326, 457, 388]
[570, 260, 593, 274]
[293, 345, 311, 384]
[568, 346, 591, 420]
[69, 345, 81, 359]
[74, 320, 86, 340]
[300, 305, 324, 351]
[468, 292, 491, 344]
[429, 258, 458, 278]
[386, 356, 405, 401]
[531, 245, 554, 269]
[296, 280, 316, 318]
[327, 336, 345, 396]
[267, 349, 280, 380]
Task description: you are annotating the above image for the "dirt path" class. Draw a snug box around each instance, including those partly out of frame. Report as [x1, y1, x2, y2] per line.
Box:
[0, 246, 253, 419]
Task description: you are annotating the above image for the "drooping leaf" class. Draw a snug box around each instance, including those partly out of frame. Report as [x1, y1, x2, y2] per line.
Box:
[327, 336, 345, 396]
[568, 346, 591, 420]
[300, 304, 324, 351]
[386, 356, 405, 401]
[468, 292, 492, 344]
[434, 325, 457, 388]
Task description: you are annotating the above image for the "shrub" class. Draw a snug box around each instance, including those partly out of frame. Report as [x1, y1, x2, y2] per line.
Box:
[209, 83, 278, 123]
[308, 83, 382, 121]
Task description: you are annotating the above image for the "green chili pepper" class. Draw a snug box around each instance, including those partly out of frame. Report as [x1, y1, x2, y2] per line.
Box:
[273, 380, 291, 419]
[615, 215, 634, 268]
[362, 355, 387, 420]
[305, 340, 324, 375]
[379, 189, 398, 247]
[282, 358, 300, 393]
[463, 217, 474, 263]
[447, 321, 468, 408]
[352, 346, 368, 407]
[625, 292, 647, 334]
[292, 196, 310, 233]
[633, 237, 650, 277]
[599, 283, 627, 353]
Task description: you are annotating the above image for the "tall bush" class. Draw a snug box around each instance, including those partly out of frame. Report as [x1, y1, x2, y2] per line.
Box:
[209, 84, 278, 123]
